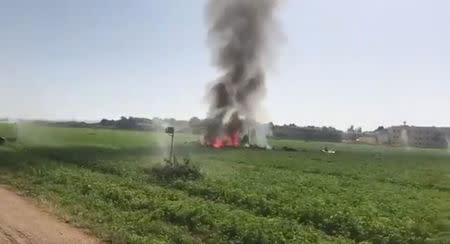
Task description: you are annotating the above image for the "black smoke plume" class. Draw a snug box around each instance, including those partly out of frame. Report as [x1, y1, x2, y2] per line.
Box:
[204, 0, 282, 143]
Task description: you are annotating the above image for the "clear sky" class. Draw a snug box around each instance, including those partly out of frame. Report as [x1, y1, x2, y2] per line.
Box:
[1, 0, 449, 131]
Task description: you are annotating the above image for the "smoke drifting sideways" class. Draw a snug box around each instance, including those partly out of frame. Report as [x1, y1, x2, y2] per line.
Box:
[204, 0, 282, 147]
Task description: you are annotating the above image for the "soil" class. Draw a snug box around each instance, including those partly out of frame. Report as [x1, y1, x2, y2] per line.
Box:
[0, 185, 101, 244]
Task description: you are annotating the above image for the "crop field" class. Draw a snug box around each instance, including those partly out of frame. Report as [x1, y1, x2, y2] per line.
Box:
[0, 123, 450, 243]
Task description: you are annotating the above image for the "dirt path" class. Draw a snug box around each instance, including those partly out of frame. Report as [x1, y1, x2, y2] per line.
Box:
[0, 185, 101, 244]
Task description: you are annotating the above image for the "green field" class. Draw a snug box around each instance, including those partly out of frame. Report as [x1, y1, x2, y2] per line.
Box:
[0, 123, 450, 243]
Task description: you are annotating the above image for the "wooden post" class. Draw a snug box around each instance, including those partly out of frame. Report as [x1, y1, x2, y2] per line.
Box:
[15, 123, 18, 142]
[169, 132, 174, 164]
[165, 127, 175, 165]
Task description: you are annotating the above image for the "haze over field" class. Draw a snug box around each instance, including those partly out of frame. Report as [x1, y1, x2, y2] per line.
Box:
[1, 0, 449, 130]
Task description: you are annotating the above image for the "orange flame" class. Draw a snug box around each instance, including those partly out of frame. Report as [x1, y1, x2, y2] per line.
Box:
[208, 132, 240, 149]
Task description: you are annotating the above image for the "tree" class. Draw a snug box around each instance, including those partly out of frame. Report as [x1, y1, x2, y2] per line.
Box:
[188, 117, 201, 127]
[375, 126, 385, 132]
[347, 125, 355, 133]
[189, 117, 203, 135]
[356, 127, 362, 134]
[346, 125, 360, 141]
[100, 119, 114, 126]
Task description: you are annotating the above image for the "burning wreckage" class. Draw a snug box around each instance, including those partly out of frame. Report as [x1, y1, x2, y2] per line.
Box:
[203, 0, 281, 149]
[202, 112, 272, 149]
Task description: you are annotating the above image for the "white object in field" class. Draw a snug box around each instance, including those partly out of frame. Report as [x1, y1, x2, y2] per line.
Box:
[244, 143, 271, 150]
[321, 148, 336, 154]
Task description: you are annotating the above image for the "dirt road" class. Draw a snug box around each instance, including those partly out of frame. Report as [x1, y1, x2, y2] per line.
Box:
[0, 186, 100, 244]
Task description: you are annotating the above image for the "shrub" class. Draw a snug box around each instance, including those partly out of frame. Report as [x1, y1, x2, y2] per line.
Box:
[0, 137, 5, 145]
[150, 157, 202, 182]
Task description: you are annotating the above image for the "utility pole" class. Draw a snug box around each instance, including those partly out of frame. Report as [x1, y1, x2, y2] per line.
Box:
[15, 123, 18, 142]
[165, 127, 175, 165]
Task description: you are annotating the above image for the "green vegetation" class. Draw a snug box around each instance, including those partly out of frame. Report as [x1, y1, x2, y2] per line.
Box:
[1, 123, 450, 243]
[0, 122, 17, 141]
[149, 158, 203, 182]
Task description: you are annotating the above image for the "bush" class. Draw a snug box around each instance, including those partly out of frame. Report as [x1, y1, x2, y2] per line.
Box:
[150, 157, 202, 182]
[0, 137, 6, 145]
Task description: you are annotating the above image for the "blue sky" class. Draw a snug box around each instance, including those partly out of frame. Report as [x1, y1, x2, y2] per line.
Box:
[1, 0, 449, 130]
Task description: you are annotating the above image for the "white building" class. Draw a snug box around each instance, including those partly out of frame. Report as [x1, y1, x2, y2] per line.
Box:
[386, 125, 447, 148]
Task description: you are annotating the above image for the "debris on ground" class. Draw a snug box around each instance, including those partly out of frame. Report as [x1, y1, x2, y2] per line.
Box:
[244, 144, 272, 150]
[321, 147, 336, 154]
[282, 146, 298, 152]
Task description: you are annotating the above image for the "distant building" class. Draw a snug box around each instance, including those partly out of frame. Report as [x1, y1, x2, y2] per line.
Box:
[386, 125, 447, 148]
[356, 135, 378, 145]
[354, 129, 390, 145]
[440, 127, 450, 137]
[375, 130, 390, 145]
[440, 127, 450, 145]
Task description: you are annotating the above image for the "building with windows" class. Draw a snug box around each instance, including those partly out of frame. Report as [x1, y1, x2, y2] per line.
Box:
[386, 125, 447, 148]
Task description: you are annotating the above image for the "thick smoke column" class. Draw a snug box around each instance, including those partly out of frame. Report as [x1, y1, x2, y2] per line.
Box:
[205, 0, 281, 144]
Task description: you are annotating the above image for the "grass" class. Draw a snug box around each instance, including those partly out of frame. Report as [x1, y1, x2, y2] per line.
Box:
[0, 123, 450, 243]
